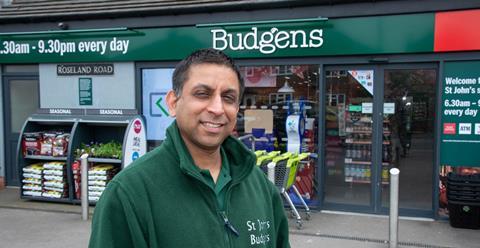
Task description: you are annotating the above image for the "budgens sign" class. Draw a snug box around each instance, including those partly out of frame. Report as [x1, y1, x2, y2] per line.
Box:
[211, 27, 324, 54]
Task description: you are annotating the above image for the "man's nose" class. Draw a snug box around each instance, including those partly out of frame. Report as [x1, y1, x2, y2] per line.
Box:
[207, 94, 225, 115]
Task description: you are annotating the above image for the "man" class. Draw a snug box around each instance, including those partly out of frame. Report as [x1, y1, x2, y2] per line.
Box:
[89, 48, 290, 248]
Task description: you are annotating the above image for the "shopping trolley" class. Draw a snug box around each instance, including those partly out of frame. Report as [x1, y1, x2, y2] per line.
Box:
[268, 152, 311, 229]
[256, 151, 281, 173]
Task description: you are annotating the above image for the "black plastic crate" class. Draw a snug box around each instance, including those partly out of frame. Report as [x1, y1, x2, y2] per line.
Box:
[447, 173, 480, 185]
[448, 201, 480, 229]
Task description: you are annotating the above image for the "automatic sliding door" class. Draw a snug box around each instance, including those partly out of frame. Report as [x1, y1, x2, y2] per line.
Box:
[324, 69, 374, 207]
[381, 68, 436, 215]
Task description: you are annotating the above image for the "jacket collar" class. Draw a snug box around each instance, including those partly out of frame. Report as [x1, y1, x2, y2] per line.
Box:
[164, 121, 256, 184]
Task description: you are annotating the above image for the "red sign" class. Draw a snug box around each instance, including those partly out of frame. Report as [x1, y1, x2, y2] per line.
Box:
[443, 123, 456, 135]
[434, 9, 480, 52]
[134, 119, 142, 134]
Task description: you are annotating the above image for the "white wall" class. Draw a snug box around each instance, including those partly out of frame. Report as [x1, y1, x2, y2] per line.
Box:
[39, 62, 135, 109]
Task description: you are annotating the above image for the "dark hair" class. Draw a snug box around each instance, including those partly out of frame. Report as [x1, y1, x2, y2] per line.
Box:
[172, 48, 244, 102]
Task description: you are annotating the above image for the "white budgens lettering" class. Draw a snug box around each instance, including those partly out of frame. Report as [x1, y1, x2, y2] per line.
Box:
[228, 32, 245, 50]
[211, 26, 324, 54]
[243, 27, 259, 50]
[211, 29, 228, 50]
[259, 28, 277, 54]
[309, 29, 324, 47]
[274, 30, 290, 49]
[289, 30, 308, 48]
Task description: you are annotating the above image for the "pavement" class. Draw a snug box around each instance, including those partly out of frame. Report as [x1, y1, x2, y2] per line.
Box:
[0, 187, 479, 248]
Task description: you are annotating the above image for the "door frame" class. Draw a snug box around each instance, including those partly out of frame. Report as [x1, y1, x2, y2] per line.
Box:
[321, 63, 439, 217]
[2, 75, 39, 186]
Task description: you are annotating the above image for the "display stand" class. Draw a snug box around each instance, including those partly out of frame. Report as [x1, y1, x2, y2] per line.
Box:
[18, 114, 146, 204]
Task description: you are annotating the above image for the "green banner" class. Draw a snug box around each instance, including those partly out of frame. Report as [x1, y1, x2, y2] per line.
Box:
[440, 61, 480, 167]
[0, 13, 434, 63]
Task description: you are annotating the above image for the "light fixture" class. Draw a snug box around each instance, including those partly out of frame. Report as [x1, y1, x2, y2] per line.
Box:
[278, 80, 295, 93]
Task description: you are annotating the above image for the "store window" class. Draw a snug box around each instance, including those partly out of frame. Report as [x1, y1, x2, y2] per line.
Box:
[141, 68, 175, 150]
[237, 65, 319, 204]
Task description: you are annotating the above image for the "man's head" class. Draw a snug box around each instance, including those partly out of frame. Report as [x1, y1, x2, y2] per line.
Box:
[166, 48, 242, 153]
[172, 48, 244, 100]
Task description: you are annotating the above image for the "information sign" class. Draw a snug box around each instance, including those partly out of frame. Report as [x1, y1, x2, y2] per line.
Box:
[440, 61, 480, 167]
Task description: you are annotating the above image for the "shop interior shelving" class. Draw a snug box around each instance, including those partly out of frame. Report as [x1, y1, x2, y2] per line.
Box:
[343, 116, 393, 185]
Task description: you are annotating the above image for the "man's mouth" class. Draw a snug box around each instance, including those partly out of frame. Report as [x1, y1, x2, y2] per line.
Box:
[201, 121, 225, 128]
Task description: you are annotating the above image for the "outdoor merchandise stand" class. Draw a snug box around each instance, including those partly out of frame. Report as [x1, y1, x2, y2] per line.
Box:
[18, 114, 146, 204]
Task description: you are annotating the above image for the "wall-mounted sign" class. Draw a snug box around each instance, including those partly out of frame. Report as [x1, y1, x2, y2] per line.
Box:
[440, 60, 480, 167]
[78, 78, 92, 105]
[36, 108, 85, 115]
[58, 64, 114, 75]
[85, 109, 138, 116]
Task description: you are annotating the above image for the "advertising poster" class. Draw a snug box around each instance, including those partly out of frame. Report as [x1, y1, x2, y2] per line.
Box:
[440, 61, 480, 167]
[348, 70, 374, 96]
[242, 66, 277, 87]
[142, 68, 175, 140]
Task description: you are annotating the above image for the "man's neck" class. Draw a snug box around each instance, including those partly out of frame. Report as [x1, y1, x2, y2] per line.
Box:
[185, 143, 222, 183]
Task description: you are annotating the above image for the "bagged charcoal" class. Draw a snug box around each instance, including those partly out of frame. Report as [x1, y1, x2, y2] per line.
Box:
[43, 180, 66, 188]
[43, 186, 67, 192]
[23, 190, 42, 197]
[43, 175, 64, 181]
[88, 175, 112, 181]
[43, 169, 65, 176]
[22, 173, 42, 179]
[88, 164, 118, 176]
[22, 178, 42, 185]
[88, 180, 107, 186]
[89, 196, 100, 202]
[88, 186, 106, 191]
[42, 190, 66, 198]
[22, 184, 42, 191]
[43, 161, 66, 170]
[89, 191, 104, 197]
[22, 163, 44, 174]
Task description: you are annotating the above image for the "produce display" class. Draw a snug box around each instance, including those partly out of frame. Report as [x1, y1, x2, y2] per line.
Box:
[75, 141, 123, 159]
[22, 161, 68, 198]
[22, 131, 70, 157]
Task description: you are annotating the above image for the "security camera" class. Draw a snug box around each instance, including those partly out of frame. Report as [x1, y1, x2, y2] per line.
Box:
[58, 22, 68, 30]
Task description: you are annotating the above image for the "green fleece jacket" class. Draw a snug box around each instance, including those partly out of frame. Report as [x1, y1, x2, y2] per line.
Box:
[89, 121, 290, 248]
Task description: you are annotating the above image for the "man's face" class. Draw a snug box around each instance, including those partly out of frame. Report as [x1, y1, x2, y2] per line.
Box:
[166, 63, 240, 152]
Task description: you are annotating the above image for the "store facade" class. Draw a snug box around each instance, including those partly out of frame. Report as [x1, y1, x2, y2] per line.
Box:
[1, 1, 480, 219]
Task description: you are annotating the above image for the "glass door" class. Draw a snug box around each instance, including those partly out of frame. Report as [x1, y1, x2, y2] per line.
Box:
[381, 66, 437, 217]
[324, 68, 375, 209]
[3, 77, 39, 186]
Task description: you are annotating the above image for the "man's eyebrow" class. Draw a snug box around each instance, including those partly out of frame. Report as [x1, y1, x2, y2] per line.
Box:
[191, 84, 239, 95]
[191, 84, 213, 91]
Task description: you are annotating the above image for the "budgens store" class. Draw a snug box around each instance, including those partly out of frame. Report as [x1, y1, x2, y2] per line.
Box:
[1, 0, 480, 220]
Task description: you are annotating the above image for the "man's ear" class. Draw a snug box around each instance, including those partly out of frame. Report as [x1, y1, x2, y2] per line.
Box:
[165, 90, 178, 117]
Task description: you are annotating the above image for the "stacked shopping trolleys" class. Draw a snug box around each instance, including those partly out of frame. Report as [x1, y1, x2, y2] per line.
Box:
[255, 150, 311, 229]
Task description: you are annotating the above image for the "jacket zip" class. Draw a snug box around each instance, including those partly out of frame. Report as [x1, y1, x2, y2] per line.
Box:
[185, 171, 238, 247]
[220, 211, 239, 237]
